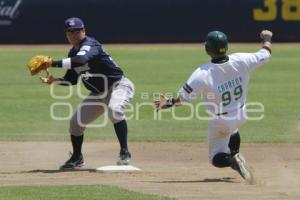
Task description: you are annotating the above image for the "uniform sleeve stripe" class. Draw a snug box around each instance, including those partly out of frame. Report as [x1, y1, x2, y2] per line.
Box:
[183, 87, 190, 94]
[183, 86, 192, 94]
[184, 83, 193, 93]
[185, 83, 193, 92]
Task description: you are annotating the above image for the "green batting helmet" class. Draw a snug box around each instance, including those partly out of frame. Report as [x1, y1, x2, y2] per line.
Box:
[205, 31, 228, 57]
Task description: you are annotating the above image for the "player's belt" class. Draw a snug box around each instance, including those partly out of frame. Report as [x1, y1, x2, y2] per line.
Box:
[216, 104, 244, 116]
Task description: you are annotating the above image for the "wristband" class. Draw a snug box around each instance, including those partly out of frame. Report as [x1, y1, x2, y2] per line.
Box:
[166, 98, 175, 108]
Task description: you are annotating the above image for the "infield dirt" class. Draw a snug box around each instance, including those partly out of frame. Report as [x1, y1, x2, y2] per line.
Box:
[0, 142, 299, 200]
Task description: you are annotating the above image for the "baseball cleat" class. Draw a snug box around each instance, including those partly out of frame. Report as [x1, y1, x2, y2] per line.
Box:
[59, 154, 85, 170]
[231, 153, 254, 183]
[117, 149, 131, 165]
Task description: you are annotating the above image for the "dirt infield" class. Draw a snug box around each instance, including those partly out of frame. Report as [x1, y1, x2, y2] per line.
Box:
[0, 142, 299, 200]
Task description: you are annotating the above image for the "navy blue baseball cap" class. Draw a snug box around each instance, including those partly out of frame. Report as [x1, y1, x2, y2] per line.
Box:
[64, 17, 85, 30]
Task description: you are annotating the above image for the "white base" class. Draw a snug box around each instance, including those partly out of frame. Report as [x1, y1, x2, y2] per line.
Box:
[95, 165, 141, 173]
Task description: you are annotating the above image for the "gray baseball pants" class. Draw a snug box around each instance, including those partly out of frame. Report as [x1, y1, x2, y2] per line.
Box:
[69, 77, 134, 136]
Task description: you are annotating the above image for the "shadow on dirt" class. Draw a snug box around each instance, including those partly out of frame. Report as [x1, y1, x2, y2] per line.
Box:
[22, 169, 96, 173]
[149, 177, 237, 183]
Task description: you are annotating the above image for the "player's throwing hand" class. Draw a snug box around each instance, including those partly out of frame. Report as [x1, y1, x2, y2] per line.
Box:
[260, 30, 273, 40]
[154, 95, 181, 112]
[154, 95, 169, 111]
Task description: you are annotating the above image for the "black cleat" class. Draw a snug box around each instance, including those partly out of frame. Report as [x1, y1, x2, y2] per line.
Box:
[59, 154, 85, 170]
[117, 149, 131, 165]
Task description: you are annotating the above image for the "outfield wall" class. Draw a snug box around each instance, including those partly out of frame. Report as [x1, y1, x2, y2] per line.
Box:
[0, 0, 300, 43]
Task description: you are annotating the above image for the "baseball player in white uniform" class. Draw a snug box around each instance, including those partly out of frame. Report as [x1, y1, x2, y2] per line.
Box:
[155, 30, 272, 183]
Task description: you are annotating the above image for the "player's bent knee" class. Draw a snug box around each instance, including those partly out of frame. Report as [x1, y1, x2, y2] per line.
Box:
[108, 112, 125, 124]
[69, 122, 85, 136]
[69, 128, 84, 136]
[108, 105, 125, 123]
[212, 153, 232, 168]
[70, 132, 84, 137]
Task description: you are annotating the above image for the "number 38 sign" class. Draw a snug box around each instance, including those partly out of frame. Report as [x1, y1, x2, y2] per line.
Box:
[253, 0, 300, 21]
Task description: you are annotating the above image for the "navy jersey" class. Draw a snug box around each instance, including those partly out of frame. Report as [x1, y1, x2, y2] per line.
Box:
[62, 36, 123, 93]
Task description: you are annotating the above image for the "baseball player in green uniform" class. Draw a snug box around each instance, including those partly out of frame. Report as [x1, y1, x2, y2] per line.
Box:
[155, 30, 273, 183]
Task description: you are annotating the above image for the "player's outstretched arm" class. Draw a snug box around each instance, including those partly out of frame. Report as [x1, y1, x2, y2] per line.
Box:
[154, 95, 182, 112]
[39, 72, 75, 86]
[51, 55, 90, 69]
[260, 30, 272, 54]
[40, 76, 76, 86]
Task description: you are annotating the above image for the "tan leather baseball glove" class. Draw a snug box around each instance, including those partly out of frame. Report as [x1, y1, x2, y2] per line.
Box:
[27, 55, 53, 76]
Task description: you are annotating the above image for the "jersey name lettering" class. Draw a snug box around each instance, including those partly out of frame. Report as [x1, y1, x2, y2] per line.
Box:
[217, 76, 243, 94]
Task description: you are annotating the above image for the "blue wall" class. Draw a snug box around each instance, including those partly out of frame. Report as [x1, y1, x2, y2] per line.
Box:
[0, 0, 299, 43]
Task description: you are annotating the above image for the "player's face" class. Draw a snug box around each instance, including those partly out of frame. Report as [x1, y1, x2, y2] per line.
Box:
[66, 28, 86, 47]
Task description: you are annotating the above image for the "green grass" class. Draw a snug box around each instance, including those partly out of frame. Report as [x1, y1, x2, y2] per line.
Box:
[0, 185, 173, 200]
[0, 44, 299, 142]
